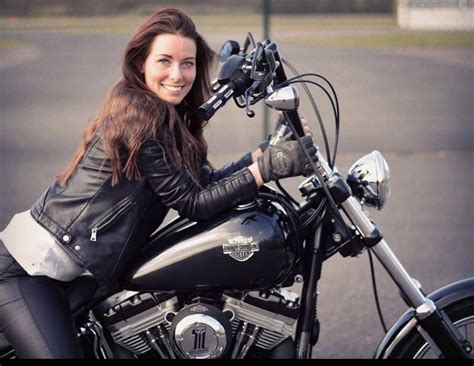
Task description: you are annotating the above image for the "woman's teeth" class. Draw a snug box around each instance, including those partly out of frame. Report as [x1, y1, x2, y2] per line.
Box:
[163, 85, 183, 92]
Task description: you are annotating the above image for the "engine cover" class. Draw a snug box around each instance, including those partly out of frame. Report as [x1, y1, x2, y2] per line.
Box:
[97, 291, 299, 358]
[169, 303, 233, 359]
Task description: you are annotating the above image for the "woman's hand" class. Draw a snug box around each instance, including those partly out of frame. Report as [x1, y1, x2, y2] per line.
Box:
[257, 135, 317, 183]
[252, 115, 312, 163]
[301, 117, 312, 137]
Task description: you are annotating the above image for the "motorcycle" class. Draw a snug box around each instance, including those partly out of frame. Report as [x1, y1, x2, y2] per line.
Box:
[1, 33, 473, 360]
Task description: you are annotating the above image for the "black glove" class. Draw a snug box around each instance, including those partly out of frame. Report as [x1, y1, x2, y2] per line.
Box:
[258, 138, 270, 153]
[257, 135, 317, 183]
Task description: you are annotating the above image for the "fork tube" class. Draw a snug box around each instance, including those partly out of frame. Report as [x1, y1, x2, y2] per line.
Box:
[370, 239, 426, 307]
[314, 146, 427, 307]
[341, 197, 426, 307]
[343, 197, 469, 358]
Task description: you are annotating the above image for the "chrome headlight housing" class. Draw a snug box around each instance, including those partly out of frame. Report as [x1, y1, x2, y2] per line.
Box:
[347, 151, 390, 210]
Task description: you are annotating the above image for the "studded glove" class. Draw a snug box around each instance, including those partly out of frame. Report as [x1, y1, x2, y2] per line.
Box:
[257, 135, 317, 183]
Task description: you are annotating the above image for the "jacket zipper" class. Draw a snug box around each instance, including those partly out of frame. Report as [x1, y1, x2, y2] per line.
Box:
[90, 198, 135, 242]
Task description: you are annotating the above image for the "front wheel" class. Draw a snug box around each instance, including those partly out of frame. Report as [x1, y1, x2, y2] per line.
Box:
[389, 297, 474, 359]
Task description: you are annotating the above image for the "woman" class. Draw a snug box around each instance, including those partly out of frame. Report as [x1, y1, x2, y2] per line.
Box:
[0, 8, 316, 358]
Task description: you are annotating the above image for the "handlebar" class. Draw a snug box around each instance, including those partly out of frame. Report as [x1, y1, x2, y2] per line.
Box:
[197, 53, 255, 121]
[197, 75, 252, 121]
[197, 83, 235, 121]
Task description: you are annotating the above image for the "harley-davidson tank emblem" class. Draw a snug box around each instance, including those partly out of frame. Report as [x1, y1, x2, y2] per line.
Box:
[223, 235, 259, 262]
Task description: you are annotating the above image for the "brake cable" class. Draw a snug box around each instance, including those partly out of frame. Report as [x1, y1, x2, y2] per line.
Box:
[367, 248, 388, 333]
[281, 61, 332, 166]
[285, 72, 340, 167]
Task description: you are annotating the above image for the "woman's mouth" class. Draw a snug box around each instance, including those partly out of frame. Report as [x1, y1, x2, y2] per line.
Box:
[162, 84, 184, 93]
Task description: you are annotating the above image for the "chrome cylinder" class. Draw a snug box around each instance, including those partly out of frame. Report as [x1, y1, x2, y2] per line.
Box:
[341, 197, 426, 307]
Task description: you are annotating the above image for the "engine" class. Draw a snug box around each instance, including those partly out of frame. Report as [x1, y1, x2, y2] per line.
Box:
[94, 289, 299, 359]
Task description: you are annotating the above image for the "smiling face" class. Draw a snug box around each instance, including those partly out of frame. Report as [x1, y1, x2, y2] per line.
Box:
[142, 33, 197, 105]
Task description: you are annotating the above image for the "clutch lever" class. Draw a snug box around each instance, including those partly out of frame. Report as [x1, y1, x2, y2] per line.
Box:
[244, 80, 262, 117]
[244, 75, 274, 117]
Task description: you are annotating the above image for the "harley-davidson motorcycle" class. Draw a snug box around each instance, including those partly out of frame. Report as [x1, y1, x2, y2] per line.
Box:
[1, 34, 473, 359]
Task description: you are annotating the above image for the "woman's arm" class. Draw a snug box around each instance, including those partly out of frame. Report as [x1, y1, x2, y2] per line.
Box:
[248, 160, 264, 187]
[200, 144, 265, 186]
[200, 116, 311, 185]
[138, 140, 260, 221]
[200, 152, 253, 185]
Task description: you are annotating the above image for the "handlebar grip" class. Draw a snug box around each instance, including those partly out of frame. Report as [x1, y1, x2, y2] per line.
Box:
[197, 83, 236, 121]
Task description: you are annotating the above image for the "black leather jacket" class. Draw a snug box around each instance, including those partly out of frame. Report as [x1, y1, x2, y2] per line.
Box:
[30, 134, 258, 285]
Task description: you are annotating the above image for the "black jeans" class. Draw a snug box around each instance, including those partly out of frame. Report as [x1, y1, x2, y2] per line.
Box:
[0, 238, 84, 358]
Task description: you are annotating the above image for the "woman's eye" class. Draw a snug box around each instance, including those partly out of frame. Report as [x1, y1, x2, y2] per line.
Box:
[183, 61, 195, 67]
[158, 59, 170, 65]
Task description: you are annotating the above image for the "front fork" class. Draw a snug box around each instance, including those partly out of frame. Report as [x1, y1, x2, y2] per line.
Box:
[342, 196, 470, 358]
[325, 178, 468, 361]
[317, 149, 471, 358]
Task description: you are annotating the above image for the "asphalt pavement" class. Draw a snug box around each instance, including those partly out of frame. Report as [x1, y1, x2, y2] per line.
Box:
[0, 30, 473, 358]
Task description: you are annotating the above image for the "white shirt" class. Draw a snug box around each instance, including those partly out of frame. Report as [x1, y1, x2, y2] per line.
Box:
[0, 210, 90, 282]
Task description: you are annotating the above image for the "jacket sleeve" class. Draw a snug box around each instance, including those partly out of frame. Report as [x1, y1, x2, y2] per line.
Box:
[200, 152, 253, 186]
[138, 139, 258, 221]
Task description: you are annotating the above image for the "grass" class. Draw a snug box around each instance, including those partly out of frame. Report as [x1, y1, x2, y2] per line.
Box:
[0, 38, 31, 47]
[0, 14, 472, 48]
[0, 14, 398, 33]
[294, 30, 474, 48]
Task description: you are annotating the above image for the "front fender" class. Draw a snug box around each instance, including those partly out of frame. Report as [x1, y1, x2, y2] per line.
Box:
[373, 277, 474, 359]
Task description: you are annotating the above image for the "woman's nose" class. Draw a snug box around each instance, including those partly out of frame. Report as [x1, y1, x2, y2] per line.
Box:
[169, 64, 183, 82]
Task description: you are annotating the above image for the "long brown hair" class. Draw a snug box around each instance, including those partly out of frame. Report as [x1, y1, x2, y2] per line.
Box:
[56, 8, 216, 186]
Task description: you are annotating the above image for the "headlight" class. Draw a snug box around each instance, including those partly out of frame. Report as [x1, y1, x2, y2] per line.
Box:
[347, 151, 390, 210]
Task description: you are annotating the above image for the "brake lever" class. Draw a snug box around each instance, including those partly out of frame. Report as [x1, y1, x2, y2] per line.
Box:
[244, 87, 255, 118]
[246, 77, 273, 117]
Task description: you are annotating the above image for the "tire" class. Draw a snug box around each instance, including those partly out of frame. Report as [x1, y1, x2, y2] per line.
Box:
[389, 297, 474, 359]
